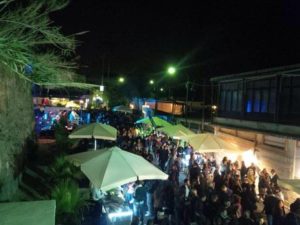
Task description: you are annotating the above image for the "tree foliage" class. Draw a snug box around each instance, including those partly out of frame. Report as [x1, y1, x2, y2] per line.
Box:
[51, 179, 86, 225]
[47, 155, 79, 184]
[0, 0, 83, 85]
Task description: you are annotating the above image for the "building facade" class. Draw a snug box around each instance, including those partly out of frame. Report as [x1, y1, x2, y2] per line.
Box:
[211, 64, 300, 180]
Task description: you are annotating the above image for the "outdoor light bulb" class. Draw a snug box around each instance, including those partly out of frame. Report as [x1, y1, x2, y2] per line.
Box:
[167, 66, 176, 75]
[149, 80, 154, 84]
[160, 88, 164, 92]
[118, 77, 125, 83]
[212, 105, 217, 110]
[100, 85, 105, 92]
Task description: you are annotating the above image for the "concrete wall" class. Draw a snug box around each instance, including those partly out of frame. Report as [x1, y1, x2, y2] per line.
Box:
[0, 65, 34, 200]
[214, 117, 300, 138]
[214, 126, 298, 179]
[295, 142, 300, 179]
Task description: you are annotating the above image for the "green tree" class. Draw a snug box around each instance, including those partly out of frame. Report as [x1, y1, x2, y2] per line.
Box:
[0, 0, 83, 85]
[53, 117, 76, 152]
[47, 155, 80, 185]
[51, 179, 86, 225]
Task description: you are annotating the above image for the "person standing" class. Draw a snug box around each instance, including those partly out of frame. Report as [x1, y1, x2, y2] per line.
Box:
[144, 180, 156, 217]
[189, 161, 201, 184]
[284, 198, 300, 225]
[240, 161, 248, 180]
[159, 144, 169, 171]
[273, 199, 285, 225]
[133, 181, 147, 225]
[270, 169, 279, 188]
[179, 178, 191, 225]
[263, 190, 278, 225]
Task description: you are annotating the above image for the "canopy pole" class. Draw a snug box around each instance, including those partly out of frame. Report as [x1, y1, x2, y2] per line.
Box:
[94, 139, 97, 150]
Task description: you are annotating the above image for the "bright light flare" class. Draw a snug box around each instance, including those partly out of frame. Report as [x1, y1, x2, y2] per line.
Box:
[167, 66, 176, 75]
[99, 85, 105, 91]
[243, 149, 258, 167]
[108, 210, 133, 220]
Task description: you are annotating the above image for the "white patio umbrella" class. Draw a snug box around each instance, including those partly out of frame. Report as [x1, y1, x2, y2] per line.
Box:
[0, 200, 56, 225]
[68, 123, 117, 150]
[66, 146, 168, 191]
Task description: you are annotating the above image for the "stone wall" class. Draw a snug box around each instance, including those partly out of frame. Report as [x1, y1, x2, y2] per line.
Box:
[0, 64, 34, 201]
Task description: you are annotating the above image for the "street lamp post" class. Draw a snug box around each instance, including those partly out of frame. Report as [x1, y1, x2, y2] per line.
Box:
[185, 80, 206, 132]
[167, 66, 176, 99]
[166, 66, 208, 132]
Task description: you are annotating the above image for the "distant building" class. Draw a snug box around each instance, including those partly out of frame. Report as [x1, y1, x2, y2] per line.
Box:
[211, 64, 300, 180]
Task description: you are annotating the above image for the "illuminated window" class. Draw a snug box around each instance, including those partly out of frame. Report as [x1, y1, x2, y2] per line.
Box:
[219, 81, 242, 113]
[254, 90, 260, 112]
[261, 90, 268, 113]
[245, 78, 276, 114]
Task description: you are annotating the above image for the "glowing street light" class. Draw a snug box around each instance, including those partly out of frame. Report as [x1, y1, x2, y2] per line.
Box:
[160, 87, 164, 92]
[118, 77, 125, 83]
[167, 66, 176, 76]
[211, 105, 218, 110]
[149, 79, 154, 85]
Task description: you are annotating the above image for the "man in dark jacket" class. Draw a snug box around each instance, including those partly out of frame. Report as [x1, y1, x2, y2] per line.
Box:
[284, 198, 300, 225]
[189, 161, 201, 183]
[159, 145, 169, 171]
[134, 181, 147, 224]
[270, 169, 279, 188]
[144, 180, 156, 217]
[263, 190, 279, 225]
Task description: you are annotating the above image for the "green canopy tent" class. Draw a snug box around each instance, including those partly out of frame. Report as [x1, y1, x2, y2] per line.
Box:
[66, 146, 168, 191]
[69, 123, 117, 150]
[158, 124, 195, 139]
[136, 116, 172, 128]
[0, 200, 56, 225]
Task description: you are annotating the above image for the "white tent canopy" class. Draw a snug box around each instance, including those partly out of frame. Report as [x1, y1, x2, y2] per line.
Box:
[66, 146, 168, 191]
[179, 133, 247, 153]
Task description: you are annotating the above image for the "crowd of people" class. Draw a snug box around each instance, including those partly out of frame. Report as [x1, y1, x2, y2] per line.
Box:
[78, 110, 300, 225]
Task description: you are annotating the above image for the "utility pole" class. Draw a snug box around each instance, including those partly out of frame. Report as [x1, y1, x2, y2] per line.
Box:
[101, 55, 105, 86]
[107, 57, 110, 81]
[201, 80, 205, 132]
[185, 80, 189, 124]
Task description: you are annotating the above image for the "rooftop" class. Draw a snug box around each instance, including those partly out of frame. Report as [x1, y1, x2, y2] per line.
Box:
[210, 63, 300, 82]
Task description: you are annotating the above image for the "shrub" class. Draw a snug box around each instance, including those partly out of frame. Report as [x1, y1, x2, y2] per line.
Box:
[51, 180, 86, 225]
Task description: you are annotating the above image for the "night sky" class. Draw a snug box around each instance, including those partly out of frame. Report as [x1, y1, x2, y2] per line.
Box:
[52, 0, 300, 96]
